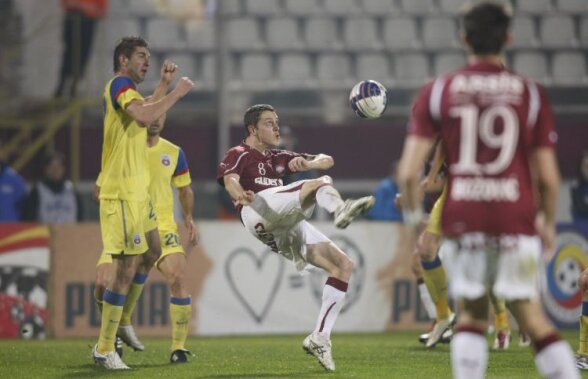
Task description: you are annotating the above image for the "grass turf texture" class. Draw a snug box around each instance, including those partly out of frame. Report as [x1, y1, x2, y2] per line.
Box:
[0, 331, 586, 378]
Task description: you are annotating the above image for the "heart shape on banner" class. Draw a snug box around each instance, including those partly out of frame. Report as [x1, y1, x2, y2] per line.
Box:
[225, 247, 285, 323]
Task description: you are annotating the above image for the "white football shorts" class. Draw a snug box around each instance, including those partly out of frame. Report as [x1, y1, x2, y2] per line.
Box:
[440, 233, 542, 301]
[240, 180, 331, 271]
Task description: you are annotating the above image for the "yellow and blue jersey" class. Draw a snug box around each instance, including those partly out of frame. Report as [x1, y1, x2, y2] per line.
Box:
[147, 138, 191, 229]
[98, 76, 149, 201]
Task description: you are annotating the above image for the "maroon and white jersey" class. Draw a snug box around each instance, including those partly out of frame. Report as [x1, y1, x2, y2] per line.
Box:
[409, 61, 557, 237]
[217, 142, 311, 193]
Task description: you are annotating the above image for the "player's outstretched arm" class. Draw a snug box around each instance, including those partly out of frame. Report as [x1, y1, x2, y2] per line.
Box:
[223, 173, 255, 206]
[398, 135, 435, 227]
[178, 184, 198, 246]
[289, 154, 334, 172]
[126, 77, 194, 126]
[533, 147, 560, 257]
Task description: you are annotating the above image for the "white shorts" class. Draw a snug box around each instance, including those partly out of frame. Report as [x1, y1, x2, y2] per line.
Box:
[241, 181, 331, 271]
[440, 233, 542, 301]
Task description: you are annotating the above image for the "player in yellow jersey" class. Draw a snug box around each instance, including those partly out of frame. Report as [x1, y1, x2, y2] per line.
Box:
[92, 36, 193, 370]
[404, 142, 514, 349]
[95, 113, 198, 364]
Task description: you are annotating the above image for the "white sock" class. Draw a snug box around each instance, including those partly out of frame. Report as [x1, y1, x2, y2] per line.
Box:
[315, 185, 344, 214]
[535, 338, 580, 379]
[451, 330, 488, 379]
[314, 278, 347, 338]
[418, 281, 437, 320]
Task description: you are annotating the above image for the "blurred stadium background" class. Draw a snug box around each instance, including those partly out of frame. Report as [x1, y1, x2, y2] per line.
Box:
[1, 0, 588, 351]
[1, 0, 587, 221]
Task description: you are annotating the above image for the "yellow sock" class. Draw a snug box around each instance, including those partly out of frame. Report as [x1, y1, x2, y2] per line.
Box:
[97, 290, 125, 354]
[579, 315, 588, 355]
[120, 273, 146, 326]
[170, 297, 192, 351]
[422, 256, 451, 320]
[489, 295, 510, 332]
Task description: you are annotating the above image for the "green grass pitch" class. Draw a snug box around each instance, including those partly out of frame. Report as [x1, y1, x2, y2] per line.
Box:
[0, 331, 587, 378]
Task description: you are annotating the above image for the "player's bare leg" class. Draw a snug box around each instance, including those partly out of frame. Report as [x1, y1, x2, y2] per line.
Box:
[117, 228, 161, 352]
[509, 299, 579, 378]
[301, 242, 354, 371]
[157, 252, 193, 364]
[299, 176, 374, 229]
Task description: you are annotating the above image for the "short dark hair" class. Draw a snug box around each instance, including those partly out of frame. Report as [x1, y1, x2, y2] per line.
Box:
[462, 2, 511, 55]
[243, 104, 275, 136]
[113, 37, 149, 73]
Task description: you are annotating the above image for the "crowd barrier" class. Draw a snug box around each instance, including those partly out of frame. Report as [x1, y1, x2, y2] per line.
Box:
[1, 221, 587, 338]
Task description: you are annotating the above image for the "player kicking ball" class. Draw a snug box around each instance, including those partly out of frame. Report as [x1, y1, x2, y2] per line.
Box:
[217, 104, 374, 371]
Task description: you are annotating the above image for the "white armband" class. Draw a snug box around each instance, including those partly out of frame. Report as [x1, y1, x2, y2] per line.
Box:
[403, 207, 424, 227]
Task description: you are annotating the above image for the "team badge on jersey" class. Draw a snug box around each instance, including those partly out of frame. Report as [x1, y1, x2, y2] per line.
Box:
[133, 233, 142, 245]
[161, 154, 171, 167]
[275, 165, 284, 174]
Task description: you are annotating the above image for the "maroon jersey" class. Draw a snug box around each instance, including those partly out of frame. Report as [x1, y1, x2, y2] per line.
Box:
[409, 61, 557, 237]
[217, 142, 310, 193]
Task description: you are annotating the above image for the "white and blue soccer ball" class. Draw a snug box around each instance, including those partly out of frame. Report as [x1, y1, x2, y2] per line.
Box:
[349, 80, 387, 119]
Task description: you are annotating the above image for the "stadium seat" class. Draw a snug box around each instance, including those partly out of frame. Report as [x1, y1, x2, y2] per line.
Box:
[552, 52, 587, 85]
[399, 0, 436, 14]
[304, 18, 341, 50]
[433, 52, 466, 76]
[540, 15, 576, 48]
[317, 53, 352, 85]
[219, 0, 243, 15]
[438, 0, 469, 14]
[146, 19, 185, 50]
[104, 18, 141, 50]
[513, 52, 549, 83]
[227, 18, 264, 50]
[580, 17, 588, 46]
[516, 0, 552, 14]
[361, 0, 397, 15]
[200, 54, 235, 87]
[356, 53, 390, 83]
[422, 17, 458, 49]
[186, 20, 215, 51]
[343, 17, 382, 50]
[127, 0, 159, 16]
[510, 16, 538, 48]
[383, 18, 419, 50]
[266, 17, 303, 50]
[277, 53, 313, 84]
[244, 0, 282, 15]
[166, 54, 196, 80]
[394, 53, 429, 87]
[556, 0, 588, 12]
[324, 0, 362, 15]
[284, 0, 321, 15]
[240, 54, 274, 82]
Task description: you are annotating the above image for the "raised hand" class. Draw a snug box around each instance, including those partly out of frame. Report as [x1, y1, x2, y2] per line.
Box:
[174, 77, 194, 97]
[160, 59, 178, 85]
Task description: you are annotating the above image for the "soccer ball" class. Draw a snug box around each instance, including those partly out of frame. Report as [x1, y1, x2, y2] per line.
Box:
[349, 80, 387, 119]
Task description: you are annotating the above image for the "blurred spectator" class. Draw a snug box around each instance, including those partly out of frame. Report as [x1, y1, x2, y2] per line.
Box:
[23, 152, 82, 223]
[0, 139, 27, 222]
[571, 150, 588, 223]
[54, 0, 108, 98]
[366, 161, 403, 222]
